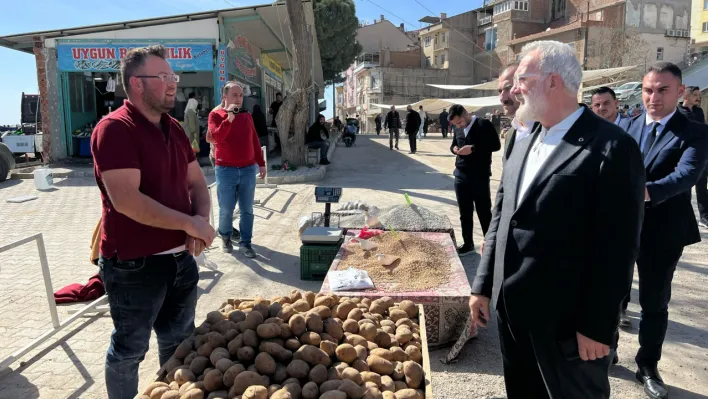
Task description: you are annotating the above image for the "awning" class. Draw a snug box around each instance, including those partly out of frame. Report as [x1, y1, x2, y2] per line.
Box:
[371, 96, 501, 114]
[428, 65, 639, 91]
[683, 58, 708, 91]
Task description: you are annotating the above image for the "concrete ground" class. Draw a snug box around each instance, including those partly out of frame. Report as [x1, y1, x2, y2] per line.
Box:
[0, 134, 706, 398]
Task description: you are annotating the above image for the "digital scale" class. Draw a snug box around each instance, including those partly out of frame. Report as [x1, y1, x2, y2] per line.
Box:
[301, 186, 344, 245]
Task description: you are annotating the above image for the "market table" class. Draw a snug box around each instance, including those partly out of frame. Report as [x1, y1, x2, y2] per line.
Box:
[320, 230, 477, 349]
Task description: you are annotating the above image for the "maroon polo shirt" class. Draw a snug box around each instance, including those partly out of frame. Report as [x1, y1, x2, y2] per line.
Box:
[91, 100, 196, 260]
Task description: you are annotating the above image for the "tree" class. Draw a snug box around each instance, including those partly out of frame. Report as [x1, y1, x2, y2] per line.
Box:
[314, 0, 362, 86]
[275, 0, 314, 165]
[588, 26, 649, 81]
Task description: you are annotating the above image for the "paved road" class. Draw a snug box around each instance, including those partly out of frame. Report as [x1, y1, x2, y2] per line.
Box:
[0, 134, 706, 398]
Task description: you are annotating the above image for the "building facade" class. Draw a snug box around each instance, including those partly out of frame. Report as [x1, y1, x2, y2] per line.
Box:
[691, 0, 708, 53]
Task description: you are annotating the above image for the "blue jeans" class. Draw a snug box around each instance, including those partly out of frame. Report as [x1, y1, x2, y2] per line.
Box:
[307, 140, 329, 160]
[215, 163, 257, 245]
[99, 252, 198, 399]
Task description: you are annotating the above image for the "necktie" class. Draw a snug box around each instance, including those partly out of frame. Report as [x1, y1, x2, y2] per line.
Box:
[643, 122, 659, 160]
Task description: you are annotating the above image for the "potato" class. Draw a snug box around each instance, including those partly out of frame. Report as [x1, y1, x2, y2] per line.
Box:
[369, 301, 387, 315]
[302, 381, 319, 399]
[391, 362, 405, 381]
[237, 346, 256, 363]
[282, 358, 308, 379]
[361, 386, 383, 399]
[282, 377, 300, 387]
[238, 301, 254, 310]
[259, 342, 294, 363]
[290, 290, 303, 303]
[402, 361, 423, 389]
[173, 338, 194, 359]
[214, 358, 234, 374]
[253, 352, 276, 375]
[242, 385, 268, 399]
[265, 302, 283, 319]
[195, 323, 211, 335]
[282, 382, 302, 399]
[180, 388, 205, 399]
[227, 334, 244, 356]
[143, 381, 170, 395]
[404, 346, 422, 364]
[270, 389, 293, 399]
[162, 391, 180, 399]
[292, 299, 311, 312]
[207, 310, 225, 325]
[380, 320, 395, 328]
[309, 306, 332, 319]
[343, 334, 367, 347]
[253, 303, 270, 320]
[223, 364, 246, 387]
[212, 320, 238, 336]
[366, 342, 379, 352]
[352, 359, 369, 373]
[189, 356, 210, 376]
[350, 345, 365, 361]
[380, 375, 395, 392]
[209, 347, 230, 367]
[309, 364, 328, 384]
[334, 344, 357, 364]
[395, 329, 413, 345]
[361, 298, 372, 306]
[394, 318, 413, 329]
[231, 371, 266, 395]
[397, 301, 417, 318]
[279, 323, 294, 340]
[339, 379, 364, 399]
[300, 331, 322, 346]
[150, 386, 170, 399]
[388, 309, 408, 323]
[342, 319, 359, 334]
[320, 380, 343, 393]
[394, 389, 422, 399]
[347, 308, 363, 321]
[314, 295, 337, 308]
[368, 349, 393, 362]
[273, 363, 289, 384]
[320, 340, 337, 357]
[324, 318, 345, 341]
[243, 329, 260, 348]
[374, 331, 391, 349]
[196, 341, 214, 357]
[358, 369, 382, 386]
[342, 367, 364, 385]
[268, 385, 283, 396]
[203, 369, 224, 392]
[184, 352, 198, 367]
[367, 356, 393, 375]
[381, 326, 394, 335]
[294, 344, 332, 367]
[301, 291, 315, 307]
[207, 391, 229, 399]
[288, 314, 306, 336]
[351, 323, 372, 342]
[382, 393, 395, 399]
[320, 333, 337, 344]
[305, 313, 324, 333]
[335, 301, 357, 320]
[179, 382, 204, 396]
[256, 323, 280, 339]
[242, 311, 265, 331]
[278, 305, 297, 322]
[388, 347, 409, 363]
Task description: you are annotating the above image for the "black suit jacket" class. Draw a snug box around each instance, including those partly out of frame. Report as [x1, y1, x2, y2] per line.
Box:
[405, 110, 421, 134]
[619, 110, 708, 248]
[449, 117, 501, 178]
[471, 107, 645, 345]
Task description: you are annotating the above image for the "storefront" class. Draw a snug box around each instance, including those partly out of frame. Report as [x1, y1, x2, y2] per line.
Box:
[262, 53, 285, 123]
[55, 39, 217, 156]
[221, 22, 263, 114]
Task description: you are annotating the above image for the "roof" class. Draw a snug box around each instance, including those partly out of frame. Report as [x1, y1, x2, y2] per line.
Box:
[683, 57, 708, 91]
[0, 1, 324, 94]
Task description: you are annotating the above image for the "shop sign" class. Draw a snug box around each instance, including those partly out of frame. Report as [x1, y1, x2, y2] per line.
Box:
[261, 53, 283, 81]
[57, 42, 214, 72]
[217, 44, 228, 98]
[229, 34, 258, 79]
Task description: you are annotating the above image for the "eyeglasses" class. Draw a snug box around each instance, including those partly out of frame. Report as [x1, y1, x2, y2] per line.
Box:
[513, 73, 547, 86]
[135, 73, 180, 83]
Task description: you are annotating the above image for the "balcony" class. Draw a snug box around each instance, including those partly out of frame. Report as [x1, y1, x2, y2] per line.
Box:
[366, 86, 382, 94]
[353, 52, 380, 73]
[434, 41, 449, 52]
[478, 16, 492, 26]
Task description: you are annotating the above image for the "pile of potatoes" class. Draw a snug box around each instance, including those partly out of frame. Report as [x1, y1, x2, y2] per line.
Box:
[136, 291, 427, 399]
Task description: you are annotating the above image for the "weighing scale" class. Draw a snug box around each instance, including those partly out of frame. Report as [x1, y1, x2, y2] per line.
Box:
[301, 186, 344, 245]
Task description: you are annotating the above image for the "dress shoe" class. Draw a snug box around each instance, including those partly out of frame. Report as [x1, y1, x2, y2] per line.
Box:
[636, 365, 669, 399]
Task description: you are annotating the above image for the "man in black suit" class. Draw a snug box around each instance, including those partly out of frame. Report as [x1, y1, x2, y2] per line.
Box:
[469, 40, 646, 399]
[497, 61, 535, 162]
[619, 63, 708, 399]
[439, 108, 449, 138]
[384, 105, 401, 150]
[448, 104, 501, 256]
[405, 105, 421, 154]
[679, 86, 708, 228]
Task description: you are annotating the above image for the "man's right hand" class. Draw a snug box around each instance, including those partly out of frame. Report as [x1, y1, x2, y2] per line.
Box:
[226, 104, 238, 122]
[469, 294, 491, 327]
[185, 215, 216, 247]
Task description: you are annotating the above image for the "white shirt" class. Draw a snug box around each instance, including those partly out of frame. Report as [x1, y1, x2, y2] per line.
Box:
[641, 110, 675, 153]
[511, 118, 534, 142]
[517, 106, 584, 205]
[463, 116, 478, 137]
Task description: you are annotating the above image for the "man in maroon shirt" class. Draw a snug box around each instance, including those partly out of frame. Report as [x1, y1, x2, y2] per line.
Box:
[208, 81, 266, 258]
[91, 45, 214, 399]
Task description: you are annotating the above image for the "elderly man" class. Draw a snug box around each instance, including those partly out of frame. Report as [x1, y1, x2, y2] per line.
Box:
[619, 63, 708, 399]
[384, 105, 402, 150]
[498, 61, 535, 162]
[469, 40, 645, 398]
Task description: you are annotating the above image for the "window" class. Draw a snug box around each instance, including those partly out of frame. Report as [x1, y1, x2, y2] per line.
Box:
[434, 55, 438, 65]
[426, 56, 431, 66]
[554, 0, 566, 13]
[704, 0, 708, 10]
[704, 22, 708, 32]
[484, 27, 497, 51]
[656, 47, 664, 61]
[514, 1, 528, 11]
[442, 33, 446, 42]
[434, 35, 438, 45]
[425, 36, 431, 47]
[441, 54, 446, 65]
[494, 1, 527, 14]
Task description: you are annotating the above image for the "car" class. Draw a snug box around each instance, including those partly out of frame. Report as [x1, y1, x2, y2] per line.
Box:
[614, 82, 642, 101]
[0, 142, 16, 183]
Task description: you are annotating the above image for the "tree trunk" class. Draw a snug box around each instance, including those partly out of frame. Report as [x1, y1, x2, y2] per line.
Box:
[276, 0, 314, 165]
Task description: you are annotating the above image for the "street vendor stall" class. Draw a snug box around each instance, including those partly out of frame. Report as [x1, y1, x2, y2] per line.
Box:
[320, 230, 475, 349]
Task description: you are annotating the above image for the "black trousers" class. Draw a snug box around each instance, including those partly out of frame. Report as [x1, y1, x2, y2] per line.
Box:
[454, 173, 492, 247]
[441, 126, 448, 138]
[696, 169, 708, 220]
[388, 129, 399, 149]
[621, 268, 634, 311]
[635, 244, 683, 367]
[498, 303, 614, 399]
[407, 131, 417, 152]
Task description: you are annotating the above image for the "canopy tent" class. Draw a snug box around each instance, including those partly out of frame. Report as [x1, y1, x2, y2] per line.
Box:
[428, 65, 639, 91]
[370, 96, 501, 114]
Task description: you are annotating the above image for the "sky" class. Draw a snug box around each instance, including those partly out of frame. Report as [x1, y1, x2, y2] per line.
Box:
[0, 0, 482, 124]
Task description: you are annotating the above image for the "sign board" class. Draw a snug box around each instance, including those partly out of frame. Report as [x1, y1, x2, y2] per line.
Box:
[57, 42, 214, 72]
[216, 44, 228, 104]
[229, 34, 259, 79]
[3, 135, 35, 153]
[261, 53, 283, 81]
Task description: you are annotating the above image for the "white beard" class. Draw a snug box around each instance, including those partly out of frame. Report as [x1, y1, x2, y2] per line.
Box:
[515, 86, 547, 123]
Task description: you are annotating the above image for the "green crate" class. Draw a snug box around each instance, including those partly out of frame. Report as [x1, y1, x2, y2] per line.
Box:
[300, 242, 342, 280]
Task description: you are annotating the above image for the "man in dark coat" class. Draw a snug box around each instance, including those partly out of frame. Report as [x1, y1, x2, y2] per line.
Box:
[384, 105, 402, 150]
[405, 105, 421, 154]
[439, 108, 450, 138]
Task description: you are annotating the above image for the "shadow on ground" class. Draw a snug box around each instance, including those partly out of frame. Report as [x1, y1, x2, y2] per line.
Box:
[611, 365, 708, 399]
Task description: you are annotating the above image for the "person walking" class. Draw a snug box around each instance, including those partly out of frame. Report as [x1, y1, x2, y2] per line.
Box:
[406, 105, 422, 154]
[375, 113, 382, 135]
[384, 105, 402, 150]
[678, 86, 708, 228]
[306, 114, 331, 165]
[619, 63, 708, 399]
[470, 40, 646, 399]
[91, 45, 215, 399]
[439, 108, 449, 138]
[417, 105, 425, 140]
[448, 104, 500, 256]
[208, 81, 267, 258]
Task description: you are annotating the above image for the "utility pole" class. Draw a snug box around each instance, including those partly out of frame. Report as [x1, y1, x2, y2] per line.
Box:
[583, 0, 590, 70]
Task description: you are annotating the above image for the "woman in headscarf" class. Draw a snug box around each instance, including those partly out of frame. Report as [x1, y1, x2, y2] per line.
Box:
[184, 92, 200, 153]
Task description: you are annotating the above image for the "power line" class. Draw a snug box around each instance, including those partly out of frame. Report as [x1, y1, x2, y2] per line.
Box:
[411, 0, 505, 68]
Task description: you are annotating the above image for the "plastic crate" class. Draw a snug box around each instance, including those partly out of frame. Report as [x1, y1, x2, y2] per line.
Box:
[300, 241, 342, 280]
[78, 137, 92, 157]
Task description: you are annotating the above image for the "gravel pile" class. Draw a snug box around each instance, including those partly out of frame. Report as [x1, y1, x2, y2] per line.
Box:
[339, 204, 451, 231]
[337, 232, 450, 292]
